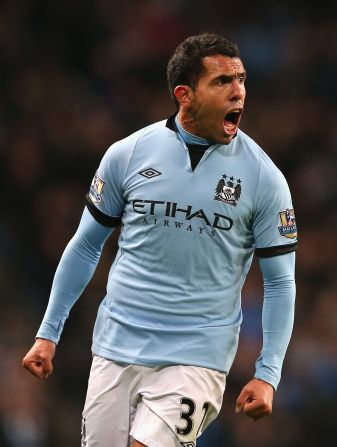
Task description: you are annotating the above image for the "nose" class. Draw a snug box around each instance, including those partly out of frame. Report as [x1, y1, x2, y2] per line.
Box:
[230, 79, 245, 102]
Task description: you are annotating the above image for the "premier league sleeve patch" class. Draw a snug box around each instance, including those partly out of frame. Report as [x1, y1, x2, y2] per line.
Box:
[89, 172, 105, 204]
[278, 209, 297, 239]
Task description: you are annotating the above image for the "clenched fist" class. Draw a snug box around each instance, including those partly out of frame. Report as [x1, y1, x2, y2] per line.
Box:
[22, 338, 56, 379]
[235, 378, 274, 421]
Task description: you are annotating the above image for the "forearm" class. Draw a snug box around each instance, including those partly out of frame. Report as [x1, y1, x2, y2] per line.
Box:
[254, 252, 296, 390]
[36, 208, 113, 343]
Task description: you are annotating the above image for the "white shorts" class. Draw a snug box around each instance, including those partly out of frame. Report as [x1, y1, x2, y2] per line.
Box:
[82, 355, 226, 447]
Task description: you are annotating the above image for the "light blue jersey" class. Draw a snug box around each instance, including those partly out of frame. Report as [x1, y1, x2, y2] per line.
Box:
[37, 115, 297, 389]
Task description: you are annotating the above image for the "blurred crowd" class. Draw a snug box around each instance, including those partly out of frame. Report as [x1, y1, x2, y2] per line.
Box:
[0, 1, 336, 446]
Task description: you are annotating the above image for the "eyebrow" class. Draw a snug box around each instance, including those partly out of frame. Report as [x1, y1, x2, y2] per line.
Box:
[214, 72, 247, 83]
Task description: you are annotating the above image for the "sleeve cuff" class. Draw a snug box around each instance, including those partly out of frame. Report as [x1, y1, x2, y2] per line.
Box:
[36, 331, 60, 345]
[254, 372, 278, 391]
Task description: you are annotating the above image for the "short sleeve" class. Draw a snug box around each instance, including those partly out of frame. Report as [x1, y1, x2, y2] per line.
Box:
[86, 139, 133, 227]
[253, 156, 297, 258]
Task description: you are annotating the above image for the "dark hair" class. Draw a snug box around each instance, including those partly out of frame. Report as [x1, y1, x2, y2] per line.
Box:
[167, 33, 240, 106]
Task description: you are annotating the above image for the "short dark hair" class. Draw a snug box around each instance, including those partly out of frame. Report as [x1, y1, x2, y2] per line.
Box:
[167, 33, 241, 106]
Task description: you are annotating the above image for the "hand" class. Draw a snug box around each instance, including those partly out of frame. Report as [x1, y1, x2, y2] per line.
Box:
[235, 378, 274, 421]
[22, 338, 56, 379]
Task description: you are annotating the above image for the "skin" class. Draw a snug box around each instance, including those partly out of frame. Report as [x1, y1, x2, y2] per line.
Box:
[22, 337, 55, 379]
[22, 55, 273, 447]
[175, 55, 246, 145]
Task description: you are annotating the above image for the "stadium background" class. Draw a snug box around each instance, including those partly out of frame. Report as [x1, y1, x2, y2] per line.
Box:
[0, 1, 336, 445]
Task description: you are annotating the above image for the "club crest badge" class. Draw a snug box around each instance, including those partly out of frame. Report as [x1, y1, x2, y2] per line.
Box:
[278, 209, 297, 239]
[214, 174, 242, 206]
[89, 172, 105, 204]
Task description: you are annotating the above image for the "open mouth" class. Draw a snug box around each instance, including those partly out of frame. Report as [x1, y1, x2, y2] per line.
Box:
[224, 109, 243, 135]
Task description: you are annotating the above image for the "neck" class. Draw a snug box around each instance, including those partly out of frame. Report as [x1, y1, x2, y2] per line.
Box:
[175, 114, 210, 146]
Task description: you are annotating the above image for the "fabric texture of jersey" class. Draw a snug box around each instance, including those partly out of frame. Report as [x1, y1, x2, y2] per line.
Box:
[86, 118, 297, 379]
[37, 116, 297, 389]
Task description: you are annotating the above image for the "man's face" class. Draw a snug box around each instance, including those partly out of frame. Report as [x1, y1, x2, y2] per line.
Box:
[186, 55, 246, 145]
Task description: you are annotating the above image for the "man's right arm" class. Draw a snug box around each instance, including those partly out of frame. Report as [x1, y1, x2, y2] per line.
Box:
[22, 207, 114, 378]
[23, 133, 137, 378]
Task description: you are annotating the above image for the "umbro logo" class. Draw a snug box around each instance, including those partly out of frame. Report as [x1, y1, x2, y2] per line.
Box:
[139, 168, 162, 179]
[180, 442, 195, 447]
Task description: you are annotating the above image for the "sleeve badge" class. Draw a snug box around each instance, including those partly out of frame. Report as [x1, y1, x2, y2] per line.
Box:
[278, 209, 297, 239]
[89, 172, 105, 204]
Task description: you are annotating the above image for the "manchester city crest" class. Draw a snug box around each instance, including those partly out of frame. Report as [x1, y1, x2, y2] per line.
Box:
[214, 174, 242, 206]
[278, 209, 297, 239]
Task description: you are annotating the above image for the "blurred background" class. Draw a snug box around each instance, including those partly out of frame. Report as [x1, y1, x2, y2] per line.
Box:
[1, 0, 336, 446]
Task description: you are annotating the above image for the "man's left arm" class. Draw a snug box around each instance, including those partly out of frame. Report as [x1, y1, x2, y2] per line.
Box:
[236, 251, 296, 420]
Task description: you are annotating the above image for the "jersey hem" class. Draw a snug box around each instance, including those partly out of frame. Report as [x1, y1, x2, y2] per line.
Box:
[91, 343, 228, 374]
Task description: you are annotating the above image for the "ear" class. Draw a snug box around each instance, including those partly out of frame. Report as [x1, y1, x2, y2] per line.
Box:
[173, 85, 194, 107]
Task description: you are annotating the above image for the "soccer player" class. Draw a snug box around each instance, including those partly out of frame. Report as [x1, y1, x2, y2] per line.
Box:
[22, 33, 297, 447]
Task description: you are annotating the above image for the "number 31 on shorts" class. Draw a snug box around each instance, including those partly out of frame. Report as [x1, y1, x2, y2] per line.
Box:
[175, 397, 210, 437]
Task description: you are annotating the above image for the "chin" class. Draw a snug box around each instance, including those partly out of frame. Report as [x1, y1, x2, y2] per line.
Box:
[223, 136, 233, 145]
[217, 134, 233, 145]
